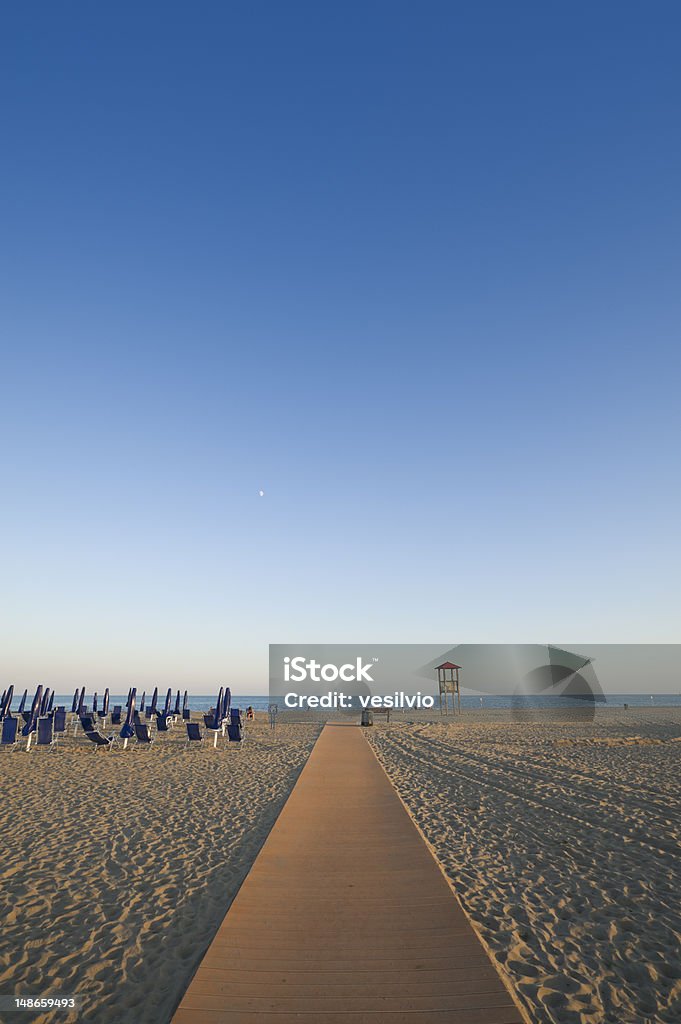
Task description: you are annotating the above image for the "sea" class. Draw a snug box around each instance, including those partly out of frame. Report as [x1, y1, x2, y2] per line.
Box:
[4, 692, 681, 712]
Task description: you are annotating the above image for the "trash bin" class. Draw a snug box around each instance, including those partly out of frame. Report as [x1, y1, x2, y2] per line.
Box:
[361, 710, 373, 727]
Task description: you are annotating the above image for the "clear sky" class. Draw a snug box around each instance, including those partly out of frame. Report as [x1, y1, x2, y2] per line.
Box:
[1, 2, 679, 693]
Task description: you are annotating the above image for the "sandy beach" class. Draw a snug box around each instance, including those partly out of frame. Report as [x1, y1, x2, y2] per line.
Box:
[0, 715, 321, 1024]
[368, 706, 681, 1024]
[2, 706, 680, 1024]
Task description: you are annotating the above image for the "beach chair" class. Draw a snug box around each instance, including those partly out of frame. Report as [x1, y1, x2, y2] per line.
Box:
[185, 722, 203, 747]
[111, 706, 122, 725]
[203, 713, 214, 729]
[53, 709, 67, 735]
[83, 729, 116, 751]
[227, 722, 244, 744]
[155, 713, 170, 732]
[34, 717, 56, 751]
[182, 708, 191, 720]
[134, 723, 154, 747]
[74, 712, 97, 738]
[1, 716, 19, 750]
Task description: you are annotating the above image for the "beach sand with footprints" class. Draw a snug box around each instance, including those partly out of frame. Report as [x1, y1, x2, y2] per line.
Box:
[1, 706, 680, 1023]
[368, 706, 681, 1024]
[0, 715, 321, 1024]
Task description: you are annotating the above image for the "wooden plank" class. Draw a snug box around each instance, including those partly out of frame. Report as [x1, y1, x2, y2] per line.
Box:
[171, 724, 525, 1023]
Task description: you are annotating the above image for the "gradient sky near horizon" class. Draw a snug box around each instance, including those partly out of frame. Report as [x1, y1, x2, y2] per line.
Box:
[1, 2, 680, 693]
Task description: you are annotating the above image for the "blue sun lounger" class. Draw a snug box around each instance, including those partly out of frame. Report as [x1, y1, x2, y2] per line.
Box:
[111, 706, 122, 725]
[83, 729, 116, 751]
[134, 723, 154, 747]
[227, 720, 244, 743]
[185, 722, 203, 747]
[33, 717, 56, 751]
[227, 708, 244, 743]
[1, 716, 19, 750]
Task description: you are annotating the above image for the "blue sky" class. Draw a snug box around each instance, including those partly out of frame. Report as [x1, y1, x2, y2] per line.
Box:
[1, 2, 679, 692]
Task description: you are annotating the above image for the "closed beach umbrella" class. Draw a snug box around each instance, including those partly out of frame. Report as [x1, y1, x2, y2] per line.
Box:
[71, 690, 79, 713]
[92, 692, 98, 713]
[0, 685, 13, 717]
[0, 690, 5, 714]
[140, 691, 146, 712]
[182, 691, 188, 715]
[40, 688, 51, 715]
[150, 687, 158, 714]
[223, 687, 231, 719]
[102, 688, 109, 715]
[18, 689, 28, 714]
[120, 687, 136, 739]
[209, 687, 224, 748]
[163, 688, 172, 716]
[47, 690, 55, 713]
[77, 687, 85, 715]
[211, 687, 224, 730]
[22, 685, 43, 737]
[173, 690, 181, 716]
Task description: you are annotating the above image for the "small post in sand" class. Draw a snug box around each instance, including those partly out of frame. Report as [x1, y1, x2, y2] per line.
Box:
[435, 661, 461, 715]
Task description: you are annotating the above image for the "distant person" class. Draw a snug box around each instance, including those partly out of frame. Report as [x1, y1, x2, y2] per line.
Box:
[246, 706, 255, 720]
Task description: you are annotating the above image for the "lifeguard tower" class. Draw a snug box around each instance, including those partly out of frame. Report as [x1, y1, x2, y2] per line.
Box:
[435, 661, 461, 715]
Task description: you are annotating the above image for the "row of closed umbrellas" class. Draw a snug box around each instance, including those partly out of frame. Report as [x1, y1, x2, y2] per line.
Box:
[118, 685, 231, 738]
[70, 685, 185, 718]
[0, 684, 232, 739]
[0, 685, 55, 736]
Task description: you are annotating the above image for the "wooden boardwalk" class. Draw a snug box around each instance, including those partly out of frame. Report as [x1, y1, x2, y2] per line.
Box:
[171, 723, 524, 1024]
